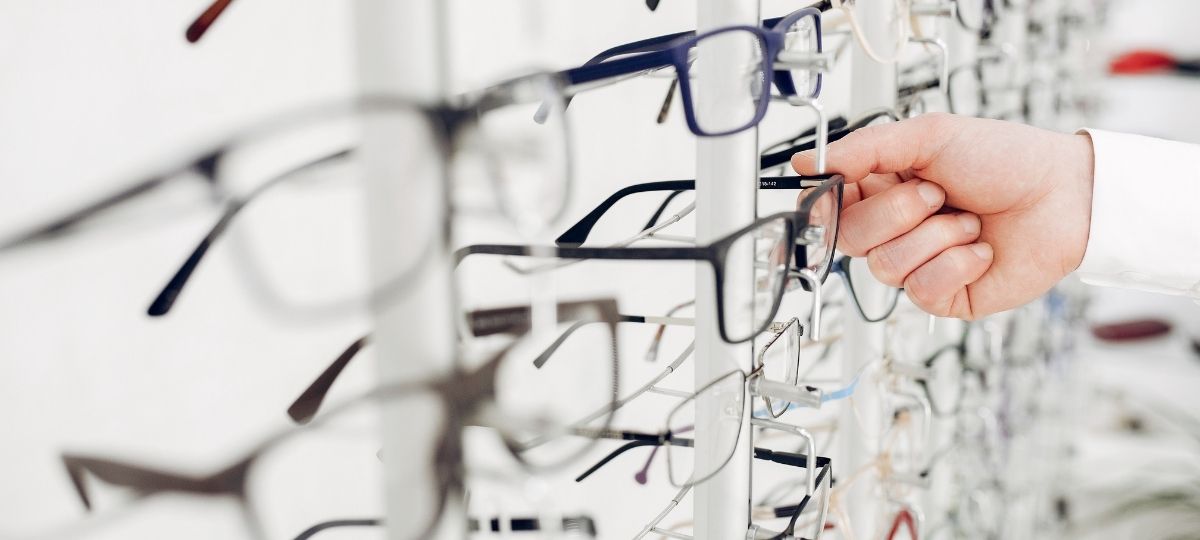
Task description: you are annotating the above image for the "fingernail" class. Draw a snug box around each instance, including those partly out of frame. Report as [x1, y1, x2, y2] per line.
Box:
[916, 181, 943, 208]
[970, 242, 993, 260]
[958, 213, 980, 235]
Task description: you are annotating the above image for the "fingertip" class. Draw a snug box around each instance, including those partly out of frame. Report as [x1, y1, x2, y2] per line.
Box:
[790, 150, 817, 175]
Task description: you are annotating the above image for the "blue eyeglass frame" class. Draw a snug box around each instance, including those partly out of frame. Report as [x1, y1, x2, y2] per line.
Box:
[559, 7, 826, 137]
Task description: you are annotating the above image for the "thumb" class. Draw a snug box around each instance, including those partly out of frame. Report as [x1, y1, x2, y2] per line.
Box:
[789, 148, 821, 176]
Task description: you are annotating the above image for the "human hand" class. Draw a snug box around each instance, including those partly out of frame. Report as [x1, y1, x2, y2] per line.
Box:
[792, 113, 1094, 319]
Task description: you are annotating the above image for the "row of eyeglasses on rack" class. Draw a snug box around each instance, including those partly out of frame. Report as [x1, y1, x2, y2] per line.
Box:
[4, 0, 1097, 538]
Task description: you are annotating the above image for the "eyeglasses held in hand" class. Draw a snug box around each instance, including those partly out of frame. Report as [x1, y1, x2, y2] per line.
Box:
[58, 298, 620, 540]
[551, 173, 900, 324]
[459, 175, 843, 343]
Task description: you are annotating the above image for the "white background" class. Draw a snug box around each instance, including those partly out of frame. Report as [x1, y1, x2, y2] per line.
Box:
[1, 0, 1199, 539]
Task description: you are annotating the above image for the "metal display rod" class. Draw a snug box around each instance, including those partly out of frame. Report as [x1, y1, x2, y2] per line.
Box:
[693, 0, 759, 538]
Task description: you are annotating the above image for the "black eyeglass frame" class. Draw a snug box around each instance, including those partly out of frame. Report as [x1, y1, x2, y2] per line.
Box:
[457, 175, 843, 344]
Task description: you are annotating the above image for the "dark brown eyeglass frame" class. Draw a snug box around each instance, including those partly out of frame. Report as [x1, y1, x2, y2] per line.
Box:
[58, 298, 620, 540]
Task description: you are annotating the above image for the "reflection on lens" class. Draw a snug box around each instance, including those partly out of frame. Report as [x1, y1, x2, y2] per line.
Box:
[687, 28, 767, 135]
[666, 371, 745, 487]
[783, 15, 820, 98]
[800, 184, 838, 279]
[757, 319, 801, 416]
[722, 217, 790, 342]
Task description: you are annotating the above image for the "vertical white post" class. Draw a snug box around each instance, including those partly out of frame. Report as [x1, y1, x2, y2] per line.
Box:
[353, 1, 460, 539]
[844, 0, 899, 534]
[693, 1, 758, 538]
[994, 2, 1028, 120]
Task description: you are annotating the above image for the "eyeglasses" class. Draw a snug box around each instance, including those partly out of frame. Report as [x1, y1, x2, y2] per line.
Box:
[583, 448, 832, 540]
[293, 468, 600, 539]
[552, 7, 830, 137]
[24, 75, 568, 318]
[290, 515, 597, 539]
[57, 298, 620, 540]
[643, 0, 983, 63]
[283, 310, 703, 425]
[551, 174, 901, 325]
[884, 316, 1003, 418]
[897, 50, 1017, 118]
[460, 174, 843, 343]
[567, 363, 834, 540]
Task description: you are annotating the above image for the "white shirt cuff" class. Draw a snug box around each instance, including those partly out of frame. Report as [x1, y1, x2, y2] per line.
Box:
[1074, 128, 1200, 299]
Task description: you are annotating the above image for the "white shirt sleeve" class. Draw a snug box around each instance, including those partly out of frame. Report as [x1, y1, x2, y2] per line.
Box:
[1075, 128, 1200, 299]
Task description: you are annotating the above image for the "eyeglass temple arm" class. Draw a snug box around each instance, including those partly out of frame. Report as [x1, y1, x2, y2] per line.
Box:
[556, 180, 698, 246]
[533, 313, 683, 369]
[145, 199, 244, 316]
[561, 175, 822, 247]
[287, 334, 372, 424]
[759, 112, 873, 170]
[293, 519, 381, 540]
[60, 453, 250, 511]
[533, 48, 678, 124]
[292, 516, 596, 539]
[764, 116, 848, 156]
[185, 0, 235, 43]
[146, 148, 354, 317]
[0, 153, 221, 253]
[576, 437, 829, 482]
[289, 299, 619, 424]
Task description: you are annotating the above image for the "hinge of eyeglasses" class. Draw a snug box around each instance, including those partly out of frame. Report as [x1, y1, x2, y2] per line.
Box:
[774, 50, 836, 73]
[910, 1, 955, 18]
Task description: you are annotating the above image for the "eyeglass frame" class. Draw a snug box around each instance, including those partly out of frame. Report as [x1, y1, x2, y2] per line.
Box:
[456, 174, 844, 344]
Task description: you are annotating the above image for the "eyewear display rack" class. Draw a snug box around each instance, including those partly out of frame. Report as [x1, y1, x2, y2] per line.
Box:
[692, 0, 759, 538]
[350, 1, 1094, 539]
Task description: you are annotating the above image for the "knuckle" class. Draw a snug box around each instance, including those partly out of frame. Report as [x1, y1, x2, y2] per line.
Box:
[887, 188, 920, 224]
[837, 228, 868, 257]
[904, 284, 950, 317]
